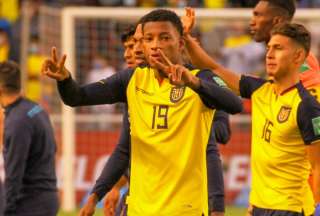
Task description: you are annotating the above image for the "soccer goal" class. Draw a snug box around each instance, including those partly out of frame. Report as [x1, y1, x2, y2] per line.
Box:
[34, 6, 320, 212]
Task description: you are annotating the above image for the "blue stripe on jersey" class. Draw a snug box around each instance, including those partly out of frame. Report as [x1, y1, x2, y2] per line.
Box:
[27, 105, 43, 118]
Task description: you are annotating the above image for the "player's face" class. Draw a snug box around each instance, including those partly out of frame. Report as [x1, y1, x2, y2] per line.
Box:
[250, 1, 275, 43]
[266, 34, 298, 80]
[123, 36, 136, 68]
[133, 24, 146, 65]
[143, 21, 184, 69]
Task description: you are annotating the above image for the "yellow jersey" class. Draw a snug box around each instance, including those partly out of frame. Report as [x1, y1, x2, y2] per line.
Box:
[126, 66, 214, 216]
[57, 64, 243, 215]
[239, 76, 320, 213]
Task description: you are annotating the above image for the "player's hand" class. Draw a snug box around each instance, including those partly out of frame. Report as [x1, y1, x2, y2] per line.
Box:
[78, 194, 98, 216]
[210, 211, 224, 216]
[103, 188, 120, 216]
[41, 47, 70, 81]
[181, 7, 195, 35]
[246, 204, 253, 216]
[315, 203, 320, 216]
[150, 49, 200, 89]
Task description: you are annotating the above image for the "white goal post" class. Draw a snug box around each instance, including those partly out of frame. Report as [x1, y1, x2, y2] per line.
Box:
[37, 6, 320, 212]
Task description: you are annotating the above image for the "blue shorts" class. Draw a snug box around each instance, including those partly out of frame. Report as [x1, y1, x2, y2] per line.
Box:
[252, 206, 304, 216]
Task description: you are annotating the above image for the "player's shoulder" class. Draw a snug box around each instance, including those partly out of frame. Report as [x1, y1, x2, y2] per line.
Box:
[296, 82, 320, 108]
[302, 83, 320, 102]
[184, 63, 211, 76]
[5, 98, 39, 131]
[17, 99, 44, 120]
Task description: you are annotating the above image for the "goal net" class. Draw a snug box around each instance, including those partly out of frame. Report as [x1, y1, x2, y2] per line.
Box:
[34, 6, 320, 211]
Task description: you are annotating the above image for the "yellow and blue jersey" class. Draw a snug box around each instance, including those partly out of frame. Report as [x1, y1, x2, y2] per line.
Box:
[126, 66, 215, 216]
[57, 64, 242, 216]
[239, 75, 320, 214]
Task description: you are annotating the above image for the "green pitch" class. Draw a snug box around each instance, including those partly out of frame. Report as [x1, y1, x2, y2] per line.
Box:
[58, 206, 247, 216]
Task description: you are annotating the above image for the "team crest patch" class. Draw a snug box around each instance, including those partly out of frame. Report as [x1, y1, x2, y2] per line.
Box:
[170, 86, 185, 103]
[277, 106, 291, 123]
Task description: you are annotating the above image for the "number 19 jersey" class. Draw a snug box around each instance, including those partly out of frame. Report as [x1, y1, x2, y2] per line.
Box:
[126, 66, 215, 216]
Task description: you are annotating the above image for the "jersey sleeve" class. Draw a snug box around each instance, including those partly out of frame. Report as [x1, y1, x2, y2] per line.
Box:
[206, 139, 225, 212]
[297, 83, 320, 144]
[57, 68, 134, 107]
[195, 69, 243, 114]
[213, 110, 231, 144]
[239, 75, 267, 99]
[91, 108, 130, 200]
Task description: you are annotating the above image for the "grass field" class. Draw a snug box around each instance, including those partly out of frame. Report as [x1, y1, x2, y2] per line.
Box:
[58, 206, 247, 216]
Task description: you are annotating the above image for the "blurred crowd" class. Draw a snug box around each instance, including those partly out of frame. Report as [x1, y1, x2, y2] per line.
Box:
[42, 0, 320, 8]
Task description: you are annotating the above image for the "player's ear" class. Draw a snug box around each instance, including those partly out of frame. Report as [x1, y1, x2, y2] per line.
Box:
[179, 36, 185, 51]
[272, 16, 285, 26]
[294, 47, 306, 65]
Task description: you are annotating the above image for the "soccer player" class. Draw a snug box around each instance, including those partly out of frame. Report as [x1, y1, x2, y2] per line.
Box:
[94, 23, 230, 216]
[42, 9, 242, 216]
[249, 0, 320, 85]
[122, 26, 136, 69]
[102, 26, 135, 216]
[182, 2, 320, 214]
[186, 21, 320, 215]
[0, 61, 59, 216]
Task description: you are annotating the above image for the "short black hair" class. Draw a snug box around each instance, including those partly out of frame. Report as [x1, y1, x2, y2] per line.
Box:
[261, 0, 296, 20]
[271, 23, 311, 54]
[121, 25, 135, 43]
[140, 9, 183, 36]
[0, 61, 21, 94]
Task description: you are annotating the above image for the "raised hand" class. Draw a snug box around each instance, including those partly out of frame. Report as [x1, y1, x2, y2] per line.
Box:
[41, 47, 70, 81]
[181, 7, 195, 35]
[150, 49, 200, 89]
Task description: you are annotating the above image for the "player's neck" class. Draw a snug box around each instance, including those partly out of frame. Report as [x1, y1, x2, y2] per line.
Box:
[154, 69, 165, 84]
[1, 93, 22, 108]
[273, 71, 300, 95]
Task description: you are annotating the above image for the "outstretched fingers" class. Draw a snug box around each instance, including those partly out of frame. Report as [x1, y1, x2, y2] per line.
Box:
[58, 54, 67, 71]
[158, 49, 173, 67]
[51, 47, 58, 63]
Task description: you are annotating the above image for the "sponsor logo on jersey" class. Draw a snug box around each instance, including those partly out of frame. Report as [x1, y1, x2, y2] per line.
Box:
[135, 86, 154, 96]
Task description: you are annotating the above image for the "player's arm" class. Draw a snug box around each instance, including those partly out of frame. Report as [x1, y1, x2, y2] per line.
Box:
[184, 34, 241, 94]
[150, 50, 243, 114]
[195, 70, 242, 114]
[181, 8, 241, 94]
[42, 47, 132, 107]
[306, 142, 320, 204]
[103, 176, 128, 216]
[3, 119, 32, 215]
[206, 140, 225, 215]
[297, 88, 320, 209]
[213, 110, 231, 144]
[56, 68, 132, 107]
[79, 110, 130, 216]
